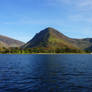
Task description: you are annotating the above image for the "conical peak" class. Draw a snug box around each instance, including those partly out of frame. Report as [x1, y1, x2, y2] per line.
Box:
[45, 27, 54, 30]
[22, 27, 80, 49]
[41, 27, 60, 35]
[44, 27, 57, 31]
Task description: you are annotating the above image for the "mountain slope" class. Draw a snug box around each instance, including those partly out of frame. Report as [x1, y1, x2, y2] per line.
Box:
[0, 35, 24, 48]
[22, 27, 79, 50]
[22, 27, 92, 52]
[71, 38, 92, 50]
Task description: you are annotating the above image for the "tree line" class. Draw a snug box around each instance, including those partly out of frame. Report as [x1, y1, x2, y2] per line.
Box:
[0, 47, 85, 54]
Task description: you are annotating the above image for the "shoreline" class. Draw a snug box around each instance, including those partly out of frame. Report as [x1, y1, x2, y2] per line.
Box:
[0, 53, 90, 55]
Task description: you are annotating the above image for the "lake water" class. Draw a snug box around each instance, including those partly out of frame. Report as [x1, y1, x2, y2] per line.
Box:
[0, 54, 92, 92]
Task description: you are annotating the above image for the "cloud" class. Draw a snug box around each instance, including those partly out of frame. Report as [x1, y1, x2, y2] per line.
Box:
[78, 0, 92, 7]
[69, 14, 92, 23]
[0, 18, 63, 26]
[47, 0, 92, 24]
[48, 0, 92, 10]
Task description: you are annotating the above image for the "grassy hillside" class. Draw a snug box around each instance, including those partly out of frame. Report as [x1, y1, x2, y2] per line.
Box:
[22, 27, 78, 49]
[0, 35, 24, 48]
[22, 27, 82, 53]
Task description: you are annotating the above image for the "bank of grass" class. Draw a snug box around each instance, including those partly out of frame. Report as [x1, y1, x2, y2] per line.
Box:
[0, 52, 89, 54]
[0, 48, 89, 54]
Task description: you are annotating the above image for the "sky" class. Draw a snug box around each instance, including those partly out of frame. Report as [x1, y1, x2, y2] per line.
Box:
[0, 0, 92, 42]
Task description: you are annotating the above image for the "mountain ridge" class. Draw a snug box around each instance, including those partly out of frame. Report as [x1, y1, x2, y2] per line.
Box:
[22, 27, 79, 50]
[22, 27, 92, 52]
[0, 35, 25, 48]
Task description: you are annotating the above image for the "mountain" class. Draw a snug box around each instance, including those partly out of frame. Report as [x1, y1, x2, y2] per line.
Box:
[22, 27, 92, 52]
[69, 38, 92, 50]
[22, 27, 80, 50]
[0, 35, 24, 48]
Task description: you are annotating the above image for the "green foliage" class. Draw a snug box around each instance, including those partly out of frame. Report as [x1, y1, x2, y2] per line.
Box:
[0, 46, 84, 54]
[0, 28, 87, 54]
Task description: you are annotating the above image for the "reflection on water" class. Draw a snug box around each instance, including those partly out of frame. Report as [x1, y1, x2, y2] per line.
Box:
[0, 54, 92, 92]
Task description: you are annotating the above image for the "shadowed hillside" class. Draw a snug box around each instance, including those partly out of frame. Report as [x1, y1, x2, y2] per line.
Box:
[22, 27, 78, 49]
[0, 35, 24, 48]
[21, 27, 83, 53]
[22, 27, 92, 52]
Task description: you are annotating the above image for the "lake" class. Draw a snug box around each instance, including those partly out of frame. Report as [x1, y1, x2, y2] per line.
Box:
[0, 54, 92, 92]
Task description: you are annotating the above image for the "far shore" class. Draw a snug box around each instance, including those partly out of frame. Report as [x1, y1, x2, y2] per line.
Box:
[0, 53, 91, 55]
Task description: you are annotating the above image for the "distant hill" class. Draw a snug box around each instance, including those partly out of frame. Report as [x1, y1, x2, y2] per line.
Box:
[0, 35, 24, 48]
[22, 27, 92, 52]
[71, 38, 92, 51]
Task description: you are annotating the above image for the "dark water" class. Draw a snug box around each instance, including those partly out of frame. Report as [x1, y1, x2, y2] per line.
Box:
[0, 54, 92, 92]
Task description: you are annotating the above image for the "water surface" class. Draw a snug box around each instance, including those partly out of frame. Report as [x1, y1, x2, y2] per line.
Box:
[0, 54, 92, 92]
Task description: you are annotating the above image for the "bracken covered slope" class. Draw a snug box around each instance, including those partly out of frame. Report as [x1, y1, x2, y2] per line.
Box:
[22, 27, 92, 51]
[0, 35, 24, 48]
[22, 27, 79, 50]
